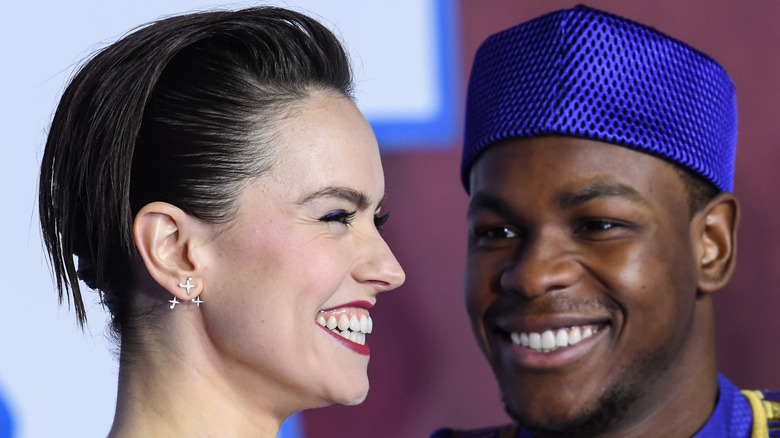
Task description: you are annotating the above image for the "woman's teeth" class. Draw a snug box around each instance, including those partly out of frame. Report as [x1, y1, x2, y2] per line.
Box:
[317, 314, 373, 345]
[510, 325, 600, 353]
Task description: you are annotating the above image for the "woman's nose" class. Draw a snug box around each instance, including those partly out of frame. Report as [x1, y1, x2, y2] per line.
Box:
[354, 232, 406, 293]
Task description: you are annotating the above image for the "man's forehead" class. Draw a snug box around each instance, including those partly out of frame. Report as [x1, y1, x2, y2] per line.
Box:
[467, 137, 685, 206]
[469, 136, 670, 176]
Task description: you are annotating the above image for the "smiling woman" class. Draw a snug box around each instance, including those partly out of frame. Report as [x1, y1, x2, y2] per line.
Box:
[38, 6, 404, 437]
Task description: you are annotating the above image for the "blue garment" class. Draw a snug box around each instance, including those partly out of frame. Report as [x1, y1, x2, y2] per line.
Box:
[431, 374, 754, 438]
[692, 374, 753, 438]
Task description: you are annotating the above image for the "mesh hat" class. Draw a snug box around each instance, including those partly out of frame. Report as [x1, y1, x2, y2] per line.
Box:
[462, 5, 737, 192]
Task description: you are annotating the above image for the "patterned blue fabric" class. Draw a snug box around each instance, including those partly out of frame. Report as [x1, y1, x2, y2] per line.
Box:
[692, 374, 752, 438]
[765, 391, 780, 436]
[462, 5, 737, 193]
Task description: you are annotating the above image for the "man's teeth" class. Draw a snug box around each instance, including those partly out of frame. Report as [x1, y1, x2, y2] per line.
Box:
[317, 314, 373, 345]
[510, 326, 599, 353]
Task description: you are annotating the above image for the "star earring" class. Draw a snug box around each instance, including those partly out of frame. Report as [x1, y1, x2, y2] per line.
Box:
[168, 277, 205, 310]
[168, 278, 204, 309]
[168, 295, 204, 309]
[178, 277, 195, 295]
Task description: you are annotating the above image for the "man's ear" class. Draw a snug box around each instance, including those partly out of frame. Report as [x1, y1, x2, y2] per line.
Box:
[695, 193, 740, 294]
[134, 202, 206, 300]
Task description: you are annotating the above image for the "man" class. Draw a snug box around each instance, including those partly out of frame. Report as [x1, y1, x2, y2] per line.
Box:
[434, 5, 779, 438]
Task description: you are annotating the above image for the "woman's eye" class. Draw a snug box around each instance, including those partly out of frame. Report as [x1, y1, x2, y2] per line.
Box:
[374, 212, 390, 231]
[319, 210, 356, 225]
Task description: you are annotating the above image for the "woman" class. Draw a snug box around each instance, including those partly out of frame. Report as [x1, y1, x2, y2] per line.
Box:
[38, 6, 405, 437]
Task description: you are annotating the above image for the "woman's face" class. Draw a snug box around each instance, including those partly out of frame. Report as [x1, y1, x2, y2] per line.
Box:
[198, 91, 405, 412]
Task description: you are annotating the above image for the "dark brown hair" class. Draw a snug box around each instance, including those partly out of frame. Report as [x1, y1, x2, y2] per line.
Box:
[39, 7, 353, 336]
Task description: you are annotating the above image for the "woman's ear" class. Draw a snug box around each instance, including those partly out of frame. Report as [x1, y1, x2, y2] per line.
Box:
[133, 202, 205, 300]
[694, 193, 740, 294]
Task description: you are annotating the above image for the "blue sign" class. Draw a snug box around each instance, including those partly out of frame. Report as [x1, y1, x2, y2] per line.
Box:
[370, 0, 460, 150]
[0, 385, 14, 438]
[279, 413, 303, 438]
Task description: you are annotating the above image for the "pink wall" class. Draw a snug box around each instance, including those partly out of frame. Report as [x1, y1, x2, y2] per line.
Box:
[304, 1, 780, 436]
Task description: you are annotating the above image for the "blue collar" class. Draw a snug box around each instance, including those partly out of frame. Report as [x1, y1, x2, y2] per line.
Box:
[518, 374, 752, 437]
[692, 373, 753, 438]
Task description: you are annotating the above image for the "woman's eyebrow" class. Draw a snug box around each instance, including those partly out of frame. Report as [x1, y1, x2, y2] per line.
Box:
[297, 186, 371, 210]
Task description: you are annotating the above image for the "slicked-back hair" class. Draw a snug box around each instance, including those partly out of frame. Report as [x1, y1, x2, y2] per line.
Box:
[39, 7, 354, 337]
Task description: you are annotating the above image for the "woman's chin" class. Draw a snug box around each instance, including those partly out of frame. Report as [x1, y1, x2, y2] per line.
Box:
[329, 379, 370, 407]
[341, 390, 368, 406]
[304, 376, 369, 409]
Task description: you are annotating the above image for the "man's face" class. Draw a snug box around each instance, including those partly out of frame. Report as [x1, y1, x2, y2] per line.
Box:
[465, 136, 704, 434]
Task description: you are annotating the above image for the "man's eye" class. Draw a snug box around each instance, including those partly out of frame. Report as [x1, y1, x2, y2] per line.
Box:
[580, 220, 617, 232]
[472, 226, 519, 241]
[576, 219, 635, 240]
[483, 227, 518, 239]
[469, 226, 519, 249]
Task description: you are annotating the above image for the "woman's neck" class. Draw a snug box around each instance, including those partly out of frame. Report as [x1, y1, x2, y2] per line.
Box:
[107, 317, 290, 438]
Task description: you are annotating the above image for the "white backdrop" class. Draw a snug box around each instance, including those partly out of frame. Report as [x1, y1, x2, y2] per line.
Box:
[0, 1, 456, 436]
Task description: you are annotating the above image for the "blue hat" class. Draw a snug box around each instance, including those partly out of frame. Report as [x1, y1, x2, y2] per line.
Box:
[462, 5, 737, 192]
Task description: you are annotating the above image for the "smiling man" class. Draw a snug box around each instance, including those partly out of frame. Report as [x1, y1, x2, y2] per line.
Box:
[432, 5, 779, 438]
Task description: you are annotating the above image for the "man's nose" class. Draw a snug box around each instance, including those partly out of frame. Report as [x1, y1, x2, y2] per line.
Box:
[500, 231, 582, 299]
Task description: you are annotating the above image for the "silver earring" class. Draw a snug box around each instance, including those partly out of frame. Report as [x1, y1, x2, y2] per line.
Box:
[191, 297, 204, 307]
[168, 297, 180, 309]
[178, 277, 195, 295]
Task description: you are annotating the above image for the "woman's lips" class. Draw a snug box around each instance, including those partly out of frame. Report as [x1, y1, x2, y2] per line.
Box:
[316, 304, 373, 355]
[317, 311, 373, 345]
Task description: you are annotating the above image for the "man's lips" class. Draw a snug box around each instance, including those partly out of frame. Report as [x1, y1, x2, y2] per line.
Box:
[489, 316, 612, 369]
[507, 323, 607, 353]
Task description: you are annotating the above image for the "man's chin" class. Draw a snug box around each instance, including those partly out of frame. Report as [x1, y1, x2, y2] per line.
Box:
[501, 380, 639, 436]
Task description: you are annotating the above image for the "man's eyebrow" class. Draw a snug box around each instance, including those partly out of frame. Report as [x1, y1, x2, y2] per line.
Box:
[297, 186, 383, 210]
[468, 182, 647, 217]
[558, 182, 647, 210]
[468, 192, 514, 217]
